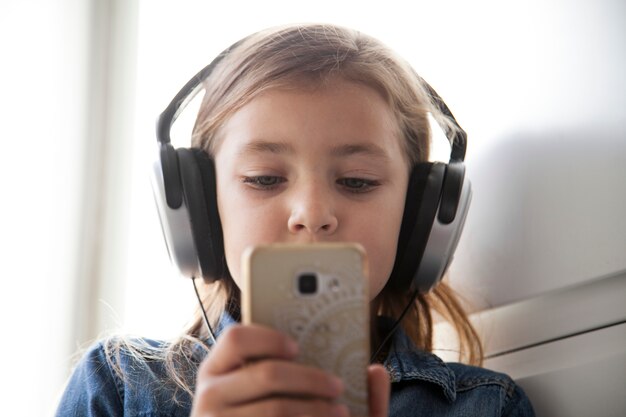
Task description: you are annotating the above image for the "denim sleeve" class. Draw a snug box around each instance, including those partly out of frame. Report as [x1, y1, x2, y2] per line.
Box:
[54, 342, 123, 417]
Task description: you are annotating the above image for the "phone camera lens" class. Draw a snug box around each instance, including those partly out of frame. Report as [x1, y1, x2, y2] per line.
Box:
[298, 273, 317, 295]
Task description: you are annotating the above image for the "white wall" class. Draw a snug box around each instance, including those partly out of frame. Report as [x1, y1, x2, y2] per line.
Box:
[448, 0, 626, 308]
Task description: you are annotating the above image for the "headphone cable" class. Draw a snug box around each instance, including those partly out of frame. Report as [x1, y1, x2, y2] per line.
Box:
[370, 288, 420, 363]
[192, 277, 218, 346]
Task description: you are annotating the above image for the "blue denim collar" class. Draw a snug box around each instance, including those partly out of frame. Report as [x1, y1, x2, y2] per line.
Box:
[383, 324, 457, 403]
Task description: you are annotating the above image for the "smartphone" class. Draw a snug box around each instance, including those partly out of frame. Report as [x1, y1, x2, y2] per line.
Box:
[242, 242, 370, 417]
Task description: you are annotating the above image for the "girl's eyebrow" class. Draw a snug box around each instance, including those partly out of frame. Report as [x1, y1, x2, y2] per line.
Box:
[238, 140, 390, 160]
[330, 143, 390, 160]
[239, 140, 295, 156]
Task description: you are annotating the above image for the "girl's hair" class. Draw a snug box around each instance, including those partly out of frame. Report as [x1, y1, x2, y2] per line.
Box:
[107, 23, 482, 399]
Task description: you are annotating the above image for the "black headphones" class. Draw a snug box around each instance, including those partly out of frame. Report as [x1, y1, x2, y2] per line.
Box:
[151, 37, 471, 294]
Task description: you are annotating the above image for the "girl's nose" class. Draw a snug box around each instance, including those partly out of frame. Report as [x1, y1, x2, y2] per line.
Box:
[287, 183, 338, 236]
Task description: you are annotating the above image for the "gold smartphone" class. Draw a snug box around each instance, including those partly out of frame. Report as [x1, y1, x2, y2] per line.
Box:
[242, 242, 370, 417]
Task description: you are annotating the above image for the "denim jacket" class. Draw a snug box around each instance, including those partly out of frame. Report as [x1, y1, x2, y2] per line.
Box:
[55, 315, 535, 417]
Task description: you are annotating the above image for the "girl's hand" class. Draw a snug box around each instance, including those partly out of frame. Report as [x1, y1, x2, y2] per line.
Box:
[191, 324, 347, 417]
[190, 324, 391, 417]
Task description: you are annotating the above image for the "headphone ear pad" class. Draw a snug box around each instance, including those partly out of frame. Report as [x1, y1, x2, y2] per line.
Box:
[388, 162, 471, 293]
[177, 148, 226, 281]
[388, 163, 445, 292]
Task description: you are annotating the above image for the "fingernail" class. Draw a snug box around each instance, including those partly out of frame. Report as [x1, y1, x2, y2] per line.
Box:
[331, 404, 350, 417]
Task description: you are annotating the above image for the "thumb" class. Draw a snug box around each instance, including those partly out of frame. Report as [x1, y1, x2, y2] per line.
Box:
[368, 364, 390, 417]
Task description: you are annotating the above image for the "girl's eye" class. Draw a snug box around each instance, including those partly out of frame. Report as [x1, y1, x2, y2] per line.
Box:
[337, 178, 379, 193]
[242, 175, 285, 189]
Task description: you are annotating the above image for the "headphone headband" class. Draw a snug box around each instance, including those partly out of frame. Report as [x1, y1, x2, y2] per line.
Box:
[421, 82, 467, 162]
[156, 41, 245, 145]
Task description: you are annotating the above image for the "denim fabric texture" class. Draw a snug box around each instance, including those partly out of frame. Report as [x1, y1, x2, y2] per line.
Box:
[55, 314, 535, 416]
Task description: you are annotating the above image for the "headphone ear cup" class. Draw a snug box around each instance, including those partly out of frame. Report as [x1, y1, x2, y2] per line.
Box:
[415, 162, 471, 292]
[388, 162, 471, 293]
[151, 145, 202, 279]
[177, 148, 226, 281]
[389, 163, 445, 292]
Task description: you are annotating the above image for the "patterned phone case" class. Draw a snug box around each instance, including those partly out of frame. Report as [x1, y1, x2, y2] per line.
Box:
[242, 243, 370, 417]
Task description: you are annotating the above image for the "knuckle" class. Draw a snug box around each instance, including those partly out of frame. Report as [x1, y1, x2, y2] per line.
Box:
[196, 380, 219, 398]
[191, 381, 233, 417]
[220, 325, 245, 346]
[255, 362, 283, 385]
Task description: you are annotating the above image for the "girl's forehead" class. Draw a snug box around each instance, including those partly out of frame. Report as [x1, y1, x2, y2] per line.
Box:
[205, 73, 404, 155]
[216, 81, 403, 153]
[210, 81, 412, 170]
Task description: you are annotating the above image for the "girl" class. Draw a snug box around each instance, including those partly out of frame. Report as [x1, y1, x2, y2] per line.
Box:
[55, 24, 535, 416]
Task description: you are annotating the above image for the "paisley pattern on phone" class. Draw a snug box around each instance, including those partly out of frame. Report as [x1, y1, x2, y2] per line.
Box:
[271, 262, 368, 416]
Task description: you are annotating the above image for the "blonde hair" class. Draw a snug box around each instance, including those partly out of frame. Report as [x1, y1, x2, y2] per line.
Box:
[108, 23, 482, 399]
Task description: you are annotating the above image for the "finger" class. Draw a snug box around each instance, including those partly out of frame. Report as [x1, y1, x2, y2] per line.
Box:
[368, 364, 390, 417]
[196, 360, 345, 407]
[200, 324, 298, 375]
[212, 397, 350, 417]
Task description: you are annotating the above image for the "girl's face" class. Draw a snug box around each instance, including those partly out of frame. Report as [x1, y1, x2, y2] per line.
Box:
[213, 79, 410, 299]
